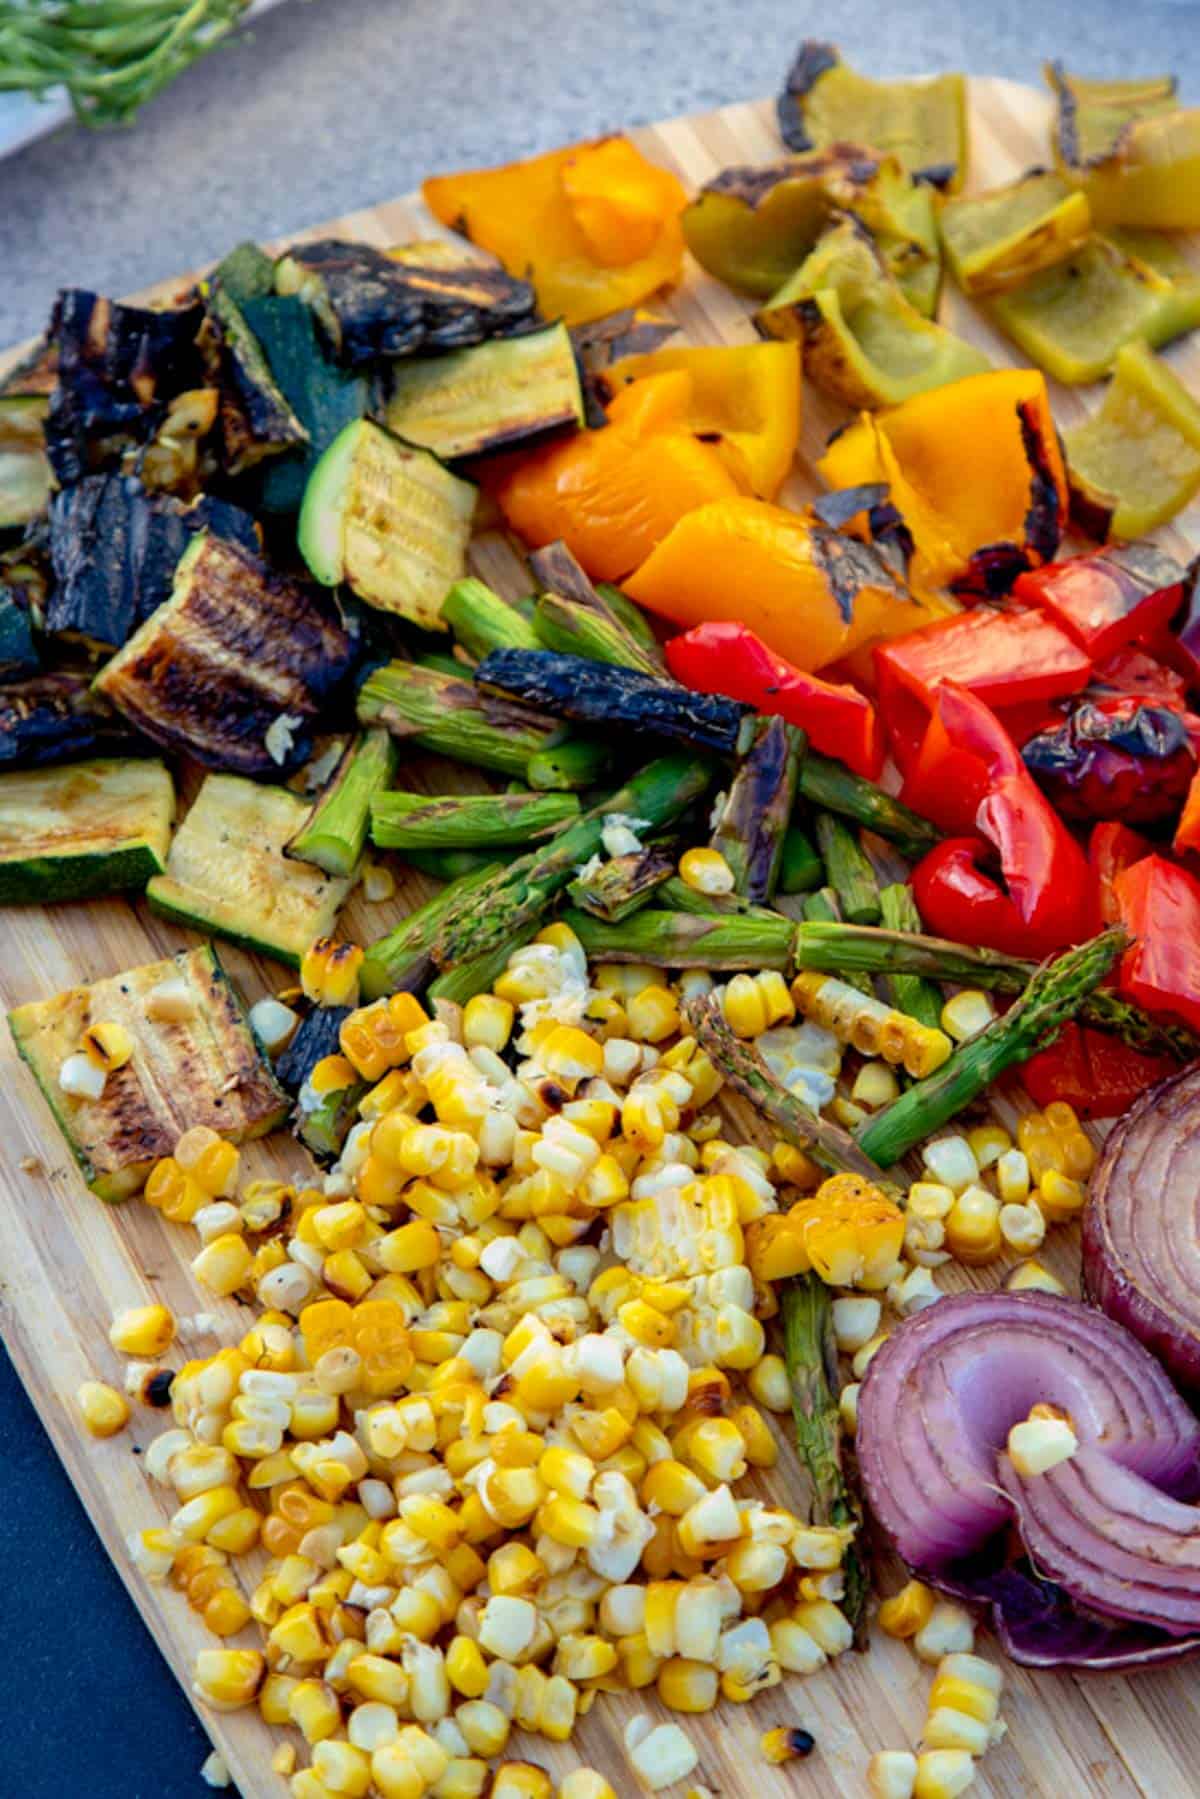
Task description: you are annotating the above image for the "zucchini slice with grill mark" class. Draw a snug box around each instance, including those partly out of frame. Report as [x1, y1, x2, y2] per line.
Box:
[8, 944, 288, 1201]
[94, 532, 355, 776]
[299, 418, 475, 631]
[384, 323, 585, 460]
[147, 772, 356, 966]
[0, 673, 144, 769]
[240, 295, 368, 517]
[0, 396, 52, 531]
[0, 758, 174, 904]
[285, 727, 397, 877]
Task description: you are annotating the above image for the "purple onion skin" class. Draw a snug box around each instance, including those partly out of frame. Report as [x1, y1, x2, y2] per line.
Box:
[857, 1290, 1200, 1668]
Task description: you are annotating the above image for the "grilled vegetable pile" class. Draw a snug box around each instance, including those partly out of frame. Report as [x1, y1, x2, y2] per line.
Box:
[8, 35, 1200, 1799]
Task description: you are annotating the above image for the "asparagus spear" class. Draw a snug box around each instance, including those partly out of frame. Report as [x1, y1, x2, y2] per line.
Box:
[814, 814, 881, 926]
[568, 846, 677, 922]
[781, 1275, 870, 1642]
[659, 876, 780, 921]
[682, 992, 900, 1192]
[370, 789, 580, 850]
[357, 660, 561, 779]
[802, 888, 871, 993]
[596, 582, 664, 660]
[529, 541, 666, 673]
[526, 738, 612, 791]
[402, 848, 500, 881]
[285, 729, 397, 877]
[795, 919, 1197, 1061]
[432, 755, 716, 970]
[711, 716, 805, 903]
[360, 862, 503, 1000]
[779, 824, 824, 895]
[857, 930, 1128, 1166]
[878, 884, 945, 1031]
[442, 577, 542, 657]
[535, 592, 666, 680]
[564, 907, 797, 970]
[475, 649, 748, 754]
[413, 651, 470, 679]
[798, 752, 938, 860]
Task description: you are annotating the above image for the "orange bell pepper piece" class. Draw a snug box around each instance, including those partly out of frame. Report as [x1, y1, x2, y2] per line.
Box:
[492, 371, 742, 583]
[625, 494, 928, 673]
[423, 135, 687, 326]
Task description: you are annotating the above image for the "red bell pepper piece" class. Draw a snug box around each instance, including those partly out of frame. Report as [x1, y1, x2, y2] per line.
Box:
[1113, 854, 1200, 1035]
[664, 620, 883, 779]
[875, 605, 1092, 769]
[1176, 768, 1200, 856]
[1089, 821, 1153, 925]
[906, 685, 1092, 958]
[1013, 544, 1187, 663]
[1090, 644, 1191, 711]
[1021, 1021, 1176, 1119]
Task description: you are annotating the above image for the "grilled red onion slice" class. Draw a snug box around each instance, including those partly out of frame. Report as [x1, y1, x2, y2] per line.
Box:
[857, 1290, 1200, 1666]
[1083, 1064, 1200, 1392]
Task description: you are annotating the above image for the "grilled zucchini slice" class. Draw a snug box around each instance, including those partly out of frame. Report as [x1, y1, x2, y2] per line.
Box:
[8, 944, 288, 1201]
[385, 323, 584, 460]
[147, 773, 355, 965]
[94, 531, 355, 776]
[240, 295, 368, 516]
[0, 396, 52, 531]
[0, 758, 174, 904]
[298, 418, 475, 631]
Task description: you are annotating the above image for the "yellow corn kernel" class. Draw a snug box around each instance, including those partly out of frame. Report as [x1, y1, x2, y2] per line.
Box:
[939, 989, 995, 1043]
[1006, 1259, 1066, 1296]
[191, 1233, 254, 1298]
[446, 1634, 489, 1698]
[455, 1698, 511, 1758]
[729, 1403, 776, 1469]
[627, 985, 681, 1045]
[944, 1186, 1002, 1265]
[722, 970, 795, 1039]
[301, 937, 364, 1008]
[109, 1304, 175, 1357]
[641, 1460, 707, 1517]
[1036, 1168, 1087, 1223]
[724, 1538, 789, 1592]
[554, 1634, 618, 1683]
[761, 1726, 817, 1765]
[878, 1579, 935, 1639]
[323, 1249, 373, 1303]
[913, 1749, 976, 1799]
[491, 1765, 553, 1799]
[558, 1773, 617, 1799]
[538, 1444, 595, 1502]
[791, 971, 951, 1077]
[616, 1297, 675, 1348]
[539, 1025, 604, 1083]
[77, 1380, 129, 1438]
[82, 1018, 134, 1073]
[679, 846, 735, 896]
[144, 1156, 207, 1223]
[867, 1752, 919, 1799]
[487, 1541, 545, 1598]
[657, 1657, 719, 1714]
[538, 1495, 601, 1549]
[310, 1053, 358, 1096]
[346, 1654, 409, 1709]
[204, 1587, 253, 1637]
[377, 1219, 441, 1274]
[287, 1679, 342, 1744]
[461, 992, 515, 1052]
[192, 1648, 265, 1710]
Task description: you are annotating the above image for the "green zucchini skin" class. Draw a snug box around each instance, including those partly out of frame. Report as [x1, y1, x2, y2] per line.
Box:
[241, 295, 369, 517]
[201, 283, 309, 475]
[0, 758, 175, 906]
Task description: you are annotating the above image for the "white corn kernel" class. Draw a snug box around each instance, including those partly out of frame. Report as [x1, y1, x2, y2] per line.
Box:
[248, 998, 299, 1054]
[939, 990, 995, 1043]
[921, 1136, 978, 1194]
[888, 1265, 941, 1316]
[868, 1751, 918, 1799]
[627, 1721, 699, 1790]
[832, 1295, 882, 1352]
[999, 1202, 1045, 1255]
[1007, 1410, 1077, 1477]
[59, 1052, 106, 1101]
[914, 1602, 975, 1664]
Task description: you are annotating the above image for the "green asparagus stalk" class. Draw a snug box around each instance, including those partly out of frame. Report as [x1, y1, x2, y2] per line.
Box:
[567, 847, 677, 922]
[798, 753, 939, 860]
[596, 583, 665, 661]
[659, 876, 780, 921]
[356, 660, 561, 779]
[563, 908, 797, 970]
[794, 919, 1197, 1061]
[413, 651, 470, 679]
[285, 730, 397, 877]
[779, 825, 824, 895]
[877, 884, 944, 1030]
[781, 1275, 870, 1641]
[442, 577, 541, 658]
[370, 789, 580, 850]
[711, 717, 805, 904]
[526, 739, 612, 791]
[535, 592, 665, 679]
[431, 755, 716, 970]
[401, 848, 500, 881]
[360, 862, 503, 1000]
[682, 992, 900, 1192]
[814, 813, 881, 926]
[529, 541, 666, 676]
[802, 888, 871, 993]
[857, 929, 1128, 1166]
[427, 931, 538, 1008]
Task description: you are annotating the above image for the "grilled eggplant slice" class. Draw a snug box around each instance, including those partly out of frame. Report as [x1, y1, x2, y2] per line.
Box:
[285, 728, 397, 877]
[147, 773, 356, 965]
[299, 418, 475, 631]
[0, 758, 174, 904]
[0, 674, 142, 769]
[275, 237, 538, 366]
[385, 323, 585, 460]
[47, 476, 259, 654]
[94, 532, 355, 776]
[240, 295, 368, 516]
[199, 280, 308, 475]
[0, 396, 52, 531]
[8, 944, 288, 1201]
[0, 589, 38, 682]
[44, 289, 204, 487]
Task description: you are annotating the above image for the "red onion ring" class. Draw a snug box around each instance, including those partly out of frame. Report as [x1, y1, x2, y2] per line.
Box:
[857, 1290, 1200, 1666]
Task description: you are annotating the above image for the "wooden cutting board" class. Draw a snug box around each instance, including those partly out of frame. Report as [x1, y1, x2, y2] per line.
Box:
[4, 75, 1200, 1799]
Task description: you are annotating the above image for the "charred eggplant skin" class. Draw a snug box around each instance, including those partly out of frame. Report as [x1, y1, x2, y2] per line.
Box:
[0, 674, 145, 770]
[276, 238, 539, 366]
[199, 282, 309, 475]
[475, 648, 749, 754]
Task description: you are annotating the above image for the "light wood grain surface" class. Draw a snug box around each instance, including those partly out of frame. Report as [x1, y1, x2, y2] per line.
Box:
[3, 75, 1200, 1799]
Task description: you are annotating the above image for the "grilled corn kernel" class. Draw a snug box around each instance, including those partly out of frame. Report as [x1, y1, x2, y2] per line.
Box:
[491, 1766, 553, 1799]
[1036, 1168, 1086, 1223]
[627, 985, 681, 1045]
[558, 1773, 617, 1799]
[878, 1580, 935, 1639]
[192, 1233, 254, 1297]
[868, 1751, 919, 1799]
[939, 990, 995, 1043]
[913, 1602, 975, 1664]
[913, 1750, 976, 1799]
[760, 1726, 816, 1764]
[192, 1648, 265, 1710]
[1005, 1259, 1066, 1296]
[462, 993, 515, 1052]
[626, 1721, 699, 1790]
[302, 938, 364, 1008]
[110, 1304, 176, 1357]
[657, 1658, 718, 1714]
[82, 1019, 134, 1072]
[679, 847, 735, 896]
[944, 1186, 1002, 1265]
[1007, 1408, 1078, 1476]
[77, 1380, 129, 1438]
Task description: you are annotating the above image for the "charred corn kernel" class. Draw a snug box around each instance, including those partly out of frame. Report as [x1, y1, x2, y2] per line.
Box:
[82, 1019, 134, 1072]
[1036, 1168, 1086, 1223]
[302, 938, 364, 1008]
[627, 985, 680, 1044]
[657, 1658, 718, 1714]
[879, 1580, 935, 1639]
[491, 1766, 553, 1799]
[939, 990, 995, 1043]
[760, 1726, 816, 1764]
[462, 993, 514, 1052]
[192, 1648, 265, 1710]
[110, 1304, 175, 1357]
[999, 1202, 1046, 1255]
[539, 1025, 605, 1084]
[868, 1752, 919, 1799]
[192, 1233, 254, 1297]
[721, 970, 794, 1039]
[914, 1602, 975, 1664]
[791, 972, 950, 1077]
[913, 1751, 976, 1799]
[747, 1353, 790, 1413]
[1006, 1259, 1066, 1296]
[749, 1175, 904, 1290]
[679, 847, 735, 896]
[559, 1774, 617, 1799]
[626, 1721, 699, 1790]
[944, 1186, 1002, 1265]
[1007, 1407, 1077, 1476]
[455, 1699, 511, 1758]
[77, 1380, 129, 1437]
[446, 1635, 489, 1698]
